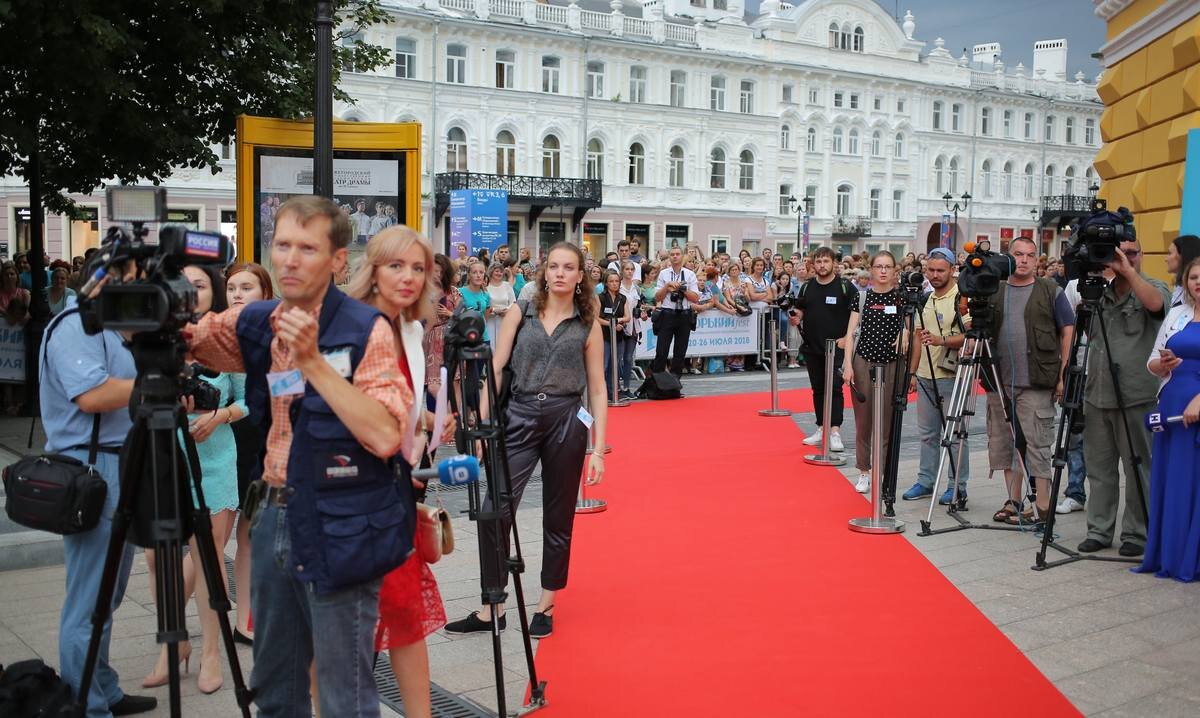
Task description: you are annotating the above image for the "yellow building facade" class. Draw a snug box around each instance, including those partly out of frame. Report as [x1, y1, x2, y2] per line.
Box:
[1093, 0, 1200, 280]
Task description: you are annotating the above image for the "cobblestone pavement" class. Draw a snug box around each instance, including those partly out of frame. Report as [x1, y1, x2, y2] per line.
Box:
[2, 368, 1198, 716]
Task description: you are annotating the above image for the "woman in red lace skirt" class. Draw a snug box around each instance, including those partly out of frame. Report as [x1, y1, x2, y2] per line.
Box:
[347, 226, 453, 718]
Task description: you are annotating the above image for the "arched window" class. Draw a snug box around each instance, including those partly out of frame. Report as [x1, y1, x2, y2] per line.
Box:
[848, 128, 859, 156]
[853, 26, 864, 52]
[806, 127, 817, 152]
[934, 157, 945, 194]
[1044, 164, 1056, 194]
[738, 149, 755, 190]
[628, 143, 645, 185]
[586, 138, 604, 181]
[1002, 161, 1014, 199]
[669, 145, 685, 188]
[870, 131, 881, 157]
[446, 127, 467, 172]
[980, 159, 993, 198]
[894, 132, 905, 158]
[1064, 166, 1075, 195]
[832, 127, 844, 154]
[541, 134, 561, 178]
[495, 130, 516, 175]
[840, 23, 851, 50]
[949, 157, 960, 193]
[1024, 162, 1036, 199]
[829, 22, 840, 48]
[710, 148, 726, 189]
[836, 184, 852, 216]
[1085, 166, 1097, 188]
[932, 101, 944, 131]
[780, 124, 791, 150]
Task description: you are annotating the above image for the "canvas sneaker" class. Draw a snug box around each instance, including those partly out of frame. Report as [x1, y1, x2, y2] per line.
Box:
[829, 431, 844, 452]
[802, 428, 823, 446]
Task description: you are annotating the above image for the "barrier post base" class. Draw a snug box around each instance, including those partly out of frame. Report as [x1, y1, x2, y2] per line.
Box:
[575, 498, 608, 514]
[757, 408, 792, 417]
[803, 453, 846, 466]
[848, 516, 905, 534]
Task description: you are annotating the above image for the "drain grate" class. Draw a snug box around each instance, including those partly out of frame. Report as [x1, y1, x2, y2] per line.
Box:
[374, 656, 494, 717]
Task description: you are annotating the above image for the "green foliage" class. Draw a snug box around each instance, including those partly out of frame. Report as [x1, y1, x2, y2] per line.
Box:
[0, 0, 391, 215]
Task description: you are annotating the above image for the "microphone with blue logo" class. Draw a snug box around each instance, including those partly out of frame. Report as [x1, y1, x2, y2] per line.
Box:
[1145, 411, 1184, 433]
[412, 454, 481, 486]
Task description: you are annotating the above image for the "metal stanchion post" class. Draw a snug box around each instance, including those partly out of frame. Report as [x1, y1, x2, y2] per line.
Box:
[758, 311, 791, 417]
[577, 388, 608, 514]
[805, 338, 846, 466]
[849, 364, 905, 534]
[608, 319, 630, 408]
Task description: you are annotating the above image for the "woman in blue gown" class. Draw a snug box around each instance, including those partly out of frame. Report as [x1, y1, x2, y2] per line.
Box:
[1140, 257, 1200, 582]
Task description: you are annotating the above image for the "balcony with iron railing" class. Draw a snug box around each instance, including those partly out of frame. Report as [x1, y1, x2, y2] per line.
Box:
[831, 215, 872, 238]
[434, 171, 603, 229]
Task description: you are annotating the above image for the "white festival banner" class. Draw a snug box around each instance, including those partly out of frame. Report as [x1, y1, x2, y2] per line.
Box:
[634, 310, 760, 360]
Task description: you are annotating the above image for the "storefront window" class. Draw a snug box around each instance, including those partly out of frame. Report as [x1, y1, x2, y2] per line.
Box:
[68, 207, 101, 258]
[582, 222, 608, 259]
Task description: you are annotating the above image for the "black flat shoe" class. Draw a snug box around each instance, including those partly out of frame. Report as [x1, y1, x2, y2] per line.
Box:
[444, 611, 506, 635]
[530, 610, 554, 639]
[1118, 541, 1144, 557]
[1077, 538, 1109, 553]
[233, 629, 253, 646]
[110, 694, 158, 716]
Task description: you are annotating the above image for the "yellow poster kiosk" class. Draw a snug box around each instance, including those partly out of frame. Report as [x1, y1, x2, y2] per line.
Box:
[235, 115, 422, 265]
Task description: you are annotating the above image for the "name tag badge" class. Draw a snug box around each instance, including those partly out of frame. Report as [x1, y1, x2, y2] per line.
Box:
[825, 296, 838, 305]
[322, 348, 352, 378]
[603, 307, 614, 315]
[576, 406, 594, 429]
[267, 369, 305, 397]
[884, 305, 897, 315]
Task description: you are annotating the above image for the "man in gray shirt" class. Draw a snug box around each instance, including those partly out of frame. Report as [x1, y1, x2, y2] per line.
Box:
[1077, 237, 1168, 557]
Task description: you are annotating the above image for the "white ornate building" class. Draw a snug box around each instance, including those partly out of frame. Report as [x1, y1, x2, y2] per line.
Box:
[0, 0, 1105, 262]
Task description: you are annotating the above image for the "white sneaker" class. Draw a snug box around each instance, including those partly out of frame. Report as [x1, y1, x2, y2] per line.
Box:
[802, 428, 823, 446]
[855, 473, 870, 493]
[829, 431, 845, 452]
[787, 362, 801, 369]
[1056, 496, 1084, 514]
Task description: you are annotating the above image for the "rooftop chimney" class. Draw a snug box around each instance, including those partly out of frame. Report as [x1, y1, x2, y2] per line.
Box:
[1033, 39, 1068, 81]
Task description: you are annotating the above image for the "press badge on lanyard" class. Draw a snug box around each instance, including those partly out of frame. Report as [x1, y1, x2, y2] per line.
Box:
[577, 406, 594, 429]
[322, 347, 352, 378]
[268, 370, 305, 397]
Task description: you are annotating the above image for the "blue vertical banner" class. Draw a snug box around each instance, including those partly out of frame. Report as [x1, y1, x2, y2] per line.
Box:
[449, 190, 472, 254]
[801, 213, 810, 253]
[940, 212, 951, 249]
[1181, 129, 1200, 236]
[469, 189, 509, 255]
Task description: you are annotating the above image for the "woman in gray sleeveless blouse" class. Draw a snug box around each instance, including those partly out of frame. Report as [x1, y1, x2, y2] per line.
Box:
[444, 242, 608, 640]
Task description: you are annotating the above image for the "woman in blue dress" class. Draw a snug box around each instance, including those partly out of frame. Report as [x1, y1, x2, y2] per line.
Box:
[142, 265, 246, 692]
[1140, 256, 1200, 582]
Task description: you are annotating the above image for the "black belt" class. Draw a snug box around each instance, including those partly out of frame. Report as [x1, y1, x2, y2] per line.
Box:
[660, 307, 691, 313]
[264, 485, 294, 507]
[514, 392, 577, 402]
[67, 445, 122, 455]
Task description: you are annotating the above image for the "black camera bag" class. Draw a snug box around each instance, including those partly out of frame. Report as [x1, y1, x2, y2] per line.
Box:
[638, 371, 682, 400]
[2, 309, 108, 535]
[0, 659, 74, 718]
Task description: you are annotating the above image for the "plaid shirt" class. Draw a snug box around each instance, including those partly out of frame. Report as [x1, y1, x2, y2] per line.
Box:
[188, 302, 412, 488]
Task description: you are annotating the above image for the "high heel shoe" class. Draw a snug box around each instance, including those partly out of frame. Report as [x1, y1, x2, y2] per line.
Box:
[196, 662, 223, 695]
[141, 642, 191, 688]
[233, 629, 253, 646]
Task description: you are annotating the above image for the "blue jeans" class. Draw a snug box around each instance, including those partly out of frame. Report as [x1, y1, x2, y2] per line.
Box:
[1065, 432, 1086, 503]
[250, 501, 382, 718]
[59, 451, 135, 718]
[618, 332, 636, 389]
[915, 377, 971, 491]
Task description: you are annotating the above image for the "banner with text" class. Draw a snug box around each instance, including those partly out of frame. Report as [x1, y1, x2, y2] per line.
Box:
[634, 310, 761, 360]
[450, 189, 509, 256]
[0, 320, 25, 383]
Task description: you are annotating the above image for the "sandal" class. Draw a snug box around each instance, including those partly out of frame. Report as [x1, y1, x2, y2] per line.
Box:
[1006, 505, 1048, 526]
[992, 500, 1021, 523]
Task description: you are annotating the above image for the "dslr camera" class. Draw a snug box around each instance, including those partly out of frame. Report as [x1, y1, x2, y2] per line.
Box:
[1062, 199, 1134, 278]
[79, 187, 235, 336]
[958, 240, 1014, 298]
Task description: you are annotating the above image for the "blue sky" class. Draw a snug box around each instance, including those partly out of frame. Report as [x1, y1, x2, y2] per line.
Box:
[745, 0, 1108, 79]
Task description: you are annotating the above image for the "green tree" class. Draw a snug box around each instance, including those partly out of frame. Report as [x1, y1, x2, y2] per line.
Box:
[0, 0, 391, 409]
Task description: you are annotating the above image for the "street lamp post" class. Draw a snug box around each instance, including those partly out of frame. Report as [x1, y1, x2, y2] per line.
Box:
[942, 191, 971, 252]
[1030, 207, 1041, 254]
[788, 194, 815, 256]
[314, 1, 335, 199]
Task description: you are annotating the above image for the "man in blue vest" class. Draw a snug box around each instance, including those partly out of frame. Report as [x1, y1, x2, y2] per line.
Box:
[187, 195, 413, 717]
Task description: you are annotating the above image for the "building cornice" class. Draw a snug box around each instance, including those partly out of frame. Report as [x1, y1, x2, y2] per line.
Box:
[1098, 0, 1200, 65]
[1093, 0, 1137, 22]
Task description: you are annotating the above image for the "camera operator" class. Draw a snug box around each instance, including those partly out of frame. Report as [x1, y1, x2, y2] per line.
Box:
[40, 262, 158, 717]
[186, 195, 413, 718]
[842, 251, 904, 493]
[902, 247, 971, 503]
[794, 247, 860, 452]
[653, 246, 700, 376]
[1077, 236, 1169, 556]
[984, 237, 1075, 526]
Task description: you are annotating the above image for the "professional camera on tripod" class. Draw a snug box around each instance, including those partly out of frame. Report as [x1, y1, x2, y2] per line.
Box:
[72, 186, 251, 718]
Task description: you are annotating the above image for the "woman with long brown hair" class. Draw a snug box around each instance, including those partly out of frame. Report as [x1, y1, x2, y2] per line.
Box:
[445, 241, 607, 639]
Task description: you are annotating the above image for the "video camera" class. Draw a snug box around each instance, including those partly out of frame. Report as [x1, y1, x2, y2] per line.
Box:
[775, 293, 797, 313]
[958, 240, 1014, 298]
[1062, 198, 1134, 279]
[79, 187, 235, 336]
[443, 306, 487, 365]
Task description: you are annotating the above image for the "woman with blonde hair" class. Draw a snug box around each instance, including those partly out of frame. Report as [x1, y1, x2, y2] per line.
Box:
[343, 226, 453, 718]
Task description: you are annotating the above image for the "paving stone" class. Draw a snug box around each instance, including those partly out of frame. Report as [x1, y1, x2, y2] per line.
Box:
[1026, 625, 1161, 681]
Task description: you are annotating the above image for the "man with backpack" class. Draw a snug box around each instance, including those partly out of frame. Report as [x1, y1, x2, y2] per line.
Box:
[793, 247, 860, 452]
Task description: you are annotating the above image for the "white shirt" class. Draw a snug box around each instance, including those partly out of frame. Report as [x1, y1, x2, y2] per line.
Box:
[656, 265, 699, 310]
[1148, 303, 1196, 392]
[608, 260, 642, 281]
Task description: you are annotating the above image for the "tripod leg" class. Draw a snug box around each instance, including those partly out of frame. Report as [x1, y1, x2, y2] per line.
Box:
[922, 357, 976, 530]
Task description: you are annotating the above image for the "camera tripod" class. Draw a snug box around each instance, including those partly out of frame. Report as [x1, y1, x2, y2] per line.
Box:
[918, 304, 1039, 537]
[879, 284, 922, 517]
[1034, 276, 1149, 570]
[75, 335, 252, 718]
[443, 333, 547, 717]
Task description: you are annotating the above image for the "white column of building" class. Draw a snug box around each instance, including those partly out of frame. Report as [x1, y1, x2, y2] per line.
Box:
[860, 133, 870, 219]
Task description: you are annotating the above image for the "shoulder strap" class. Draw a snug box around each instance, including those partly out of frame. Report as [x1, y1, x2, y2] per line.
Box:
[42, 308, 106, 462]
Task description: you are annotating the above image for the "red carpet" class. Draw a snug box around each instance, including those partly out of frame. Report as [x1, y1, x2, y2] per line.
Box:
[533, 388, 1078, 717]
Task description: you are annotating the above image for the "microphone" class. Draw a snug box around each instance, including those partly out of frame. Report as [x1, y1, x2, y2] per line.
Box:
[1145, 412, 1184, 433]
[78, 265, 114, 298]
[412, 454, 480, 486]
